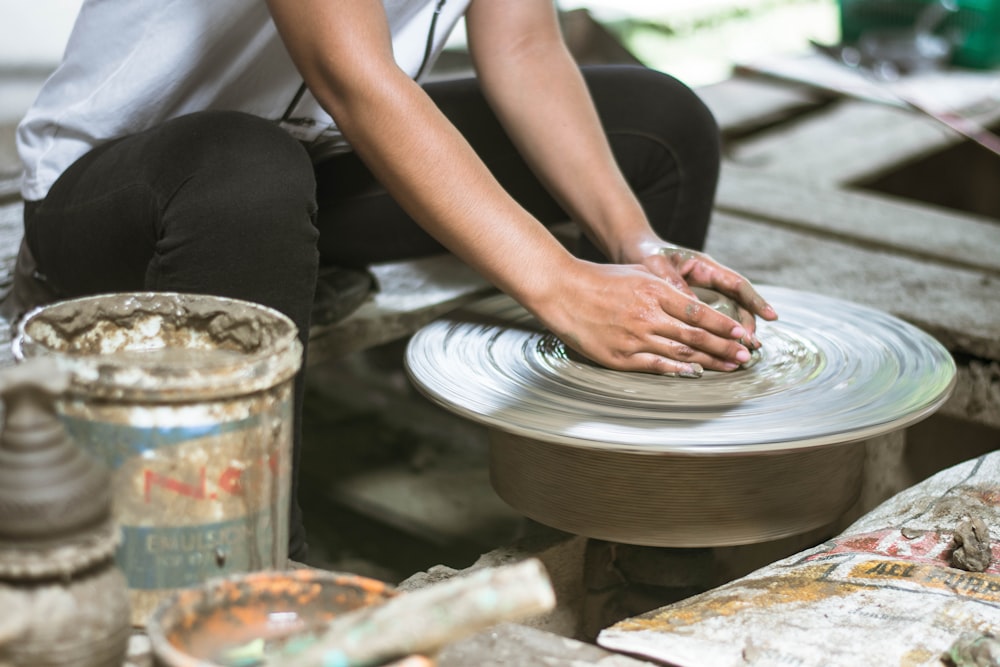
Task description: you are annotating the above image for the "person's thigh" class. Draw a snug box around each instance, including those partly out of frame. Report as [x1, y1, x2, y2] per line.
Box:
[584, 65, 720, 252]
[313, 64, 719, 265]
[25, 110, 320, 329]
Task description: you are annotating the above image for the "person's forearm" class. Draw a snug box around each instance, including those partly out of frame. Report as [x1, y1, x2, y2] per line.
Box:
[267, 0, 575, 311]
[338, 71, 577, 307]
[467, 2, 658, 264]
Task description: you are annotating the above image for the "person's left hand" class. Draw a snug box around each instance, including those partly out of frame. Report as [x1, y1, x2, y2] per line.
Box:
[625, 240, 778, 348]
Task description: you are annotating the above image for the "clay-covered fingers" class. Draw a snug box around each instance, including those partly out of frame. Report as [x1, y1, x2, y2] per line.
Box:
[725, 274, 777, 322]
[536, 262, 758, 377]
[660, 247, 778, 322]
[618, 352, 705, 378]
[655, 294, 753, 370]
[574, 331, 745, 377]
[736, 306, 760, 349]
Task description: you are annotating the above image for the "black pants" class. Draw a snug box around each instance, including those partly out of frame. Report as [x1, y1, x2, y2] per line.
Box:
[24, 65, 720, 560]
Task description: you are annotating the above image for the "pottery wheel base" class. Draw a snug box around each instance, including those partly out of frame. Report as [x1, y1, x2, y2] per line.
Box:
[489, 431, 866, 547]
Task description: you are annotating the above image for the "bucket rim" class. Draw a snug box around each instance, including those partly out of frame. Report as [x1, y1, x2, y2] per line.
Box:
[11, 291, 303, 401]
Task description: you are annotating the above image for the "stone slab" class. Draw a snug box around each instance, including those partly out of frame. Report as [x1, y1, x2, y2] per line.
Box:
[306, 255, 494, 366]
[328, 464, 524, 550]
[400, 530, 590, 641]
[435, 622, 656, 667]
[726, 98, 959, 185]
[705, 211, 1000, 363]
[716, 163, 1000, 276]
[695, 74, 832, 138]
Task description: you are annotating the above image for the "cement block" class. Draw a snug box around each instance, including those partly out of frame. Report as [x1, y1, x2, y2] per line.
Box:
[435, 622, 656, 667]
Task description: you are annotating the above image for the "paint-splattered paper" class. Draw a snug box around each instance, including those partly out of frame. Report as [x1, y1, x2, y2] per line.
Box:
[598, 452, 1000, 667]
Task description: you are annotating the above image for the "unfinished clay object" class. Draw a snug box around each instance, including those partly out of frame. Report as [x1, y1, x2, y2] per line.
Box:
[690, 287, 759, 369]
[950, 515, 993, 572]
[945, 632, 1000, 667]
[690, 286, 741, 322]
[0, 358, 130, 667]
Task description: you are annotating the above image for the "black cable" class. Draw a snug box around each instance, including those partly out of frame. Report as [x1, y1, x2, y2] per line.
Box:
[414, 0, 447, 80]
[281, 0, 446, 123]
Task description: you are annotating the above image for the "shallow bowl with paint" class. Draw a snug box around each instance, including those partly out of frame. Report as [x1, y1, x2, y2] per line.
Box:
[147, 569, 396, 667]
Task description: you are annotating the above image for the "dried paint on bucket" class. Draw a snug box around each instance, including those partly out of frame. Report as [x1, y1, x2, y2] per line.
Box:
[12, 292, 303, 627]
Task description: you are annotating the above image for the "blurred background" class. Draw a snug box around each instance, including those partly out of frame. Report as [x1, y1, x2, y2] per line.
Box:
[0, 0, 840, 181]
[0, 0, 840, 117]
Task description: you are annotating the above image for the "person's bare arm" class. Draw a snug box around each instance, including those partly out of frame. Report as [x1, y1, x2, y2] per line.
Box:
[466, 0, 776, 342]
[265, 0, 761, 375]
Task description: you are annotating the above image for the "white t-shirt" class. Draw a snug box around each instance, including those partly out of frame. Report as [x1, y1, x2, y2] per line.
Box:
[17, 0, 471, 201]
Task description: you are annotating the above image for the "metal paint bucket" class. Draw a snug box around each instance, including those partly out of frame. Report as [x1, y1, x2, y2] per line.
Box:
[12, 292, 302, 626]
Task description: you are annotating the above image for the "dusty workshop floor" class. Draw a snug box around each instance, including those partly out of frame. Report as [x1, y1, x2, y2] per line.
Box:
[298, 340, 528, 583]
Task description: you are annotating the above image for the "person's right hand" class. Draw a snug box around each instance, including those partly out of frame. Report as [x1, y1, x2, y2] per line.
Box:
[530, 259, 758, 377]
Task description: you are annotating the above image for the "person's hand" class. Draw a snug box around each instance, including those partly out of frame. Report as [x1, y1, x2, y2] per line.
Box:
[627, 240, 778, 350]
[532, 258, 773, 377]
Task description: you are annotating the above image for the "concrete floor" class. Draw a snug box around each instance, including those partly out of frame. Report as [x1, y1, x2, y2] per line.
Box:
[298, 340, 524, 582]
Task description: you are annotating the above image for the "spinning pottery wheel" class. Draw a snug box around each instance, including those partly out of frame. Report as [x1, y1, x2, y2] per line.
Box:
[405, 286, 956, 547]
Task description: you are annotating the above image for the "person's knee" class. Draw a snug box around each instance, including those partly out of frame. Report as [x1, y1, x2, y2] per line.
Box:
[631, 66, 717, 149]
[158, 111, 318, 242]
[588, 65, 719, 155]
[168, 111, 316, 200]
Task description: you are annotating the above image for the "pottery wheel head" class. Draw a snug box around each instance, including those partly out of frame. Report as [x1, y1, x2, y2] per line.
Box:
[405, 286, 956, 454]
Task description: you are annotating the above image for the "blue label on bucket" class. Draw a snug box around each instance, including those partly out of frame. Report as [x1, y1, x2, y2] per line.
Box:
[57, 404, 293, 590]
[61, 414, 264, 469]
[118, 511, 283, 590]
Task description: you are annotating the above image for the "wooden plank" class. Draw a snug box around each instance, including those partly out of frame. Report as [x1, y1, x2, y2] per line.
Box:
[0, 176, 20, 202]
[0, 200, 21, 292]
[306, 254, 494, 366]
[695, 75, 831, 138]
[715, 164, 1000, 275]
[726, 99, 957, 185]
[704, 211, 1000, 362]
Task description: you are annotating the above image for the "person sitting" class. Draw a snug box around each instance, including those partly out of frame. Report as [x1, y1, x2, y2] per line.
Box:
[10, 0, 777, 560]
